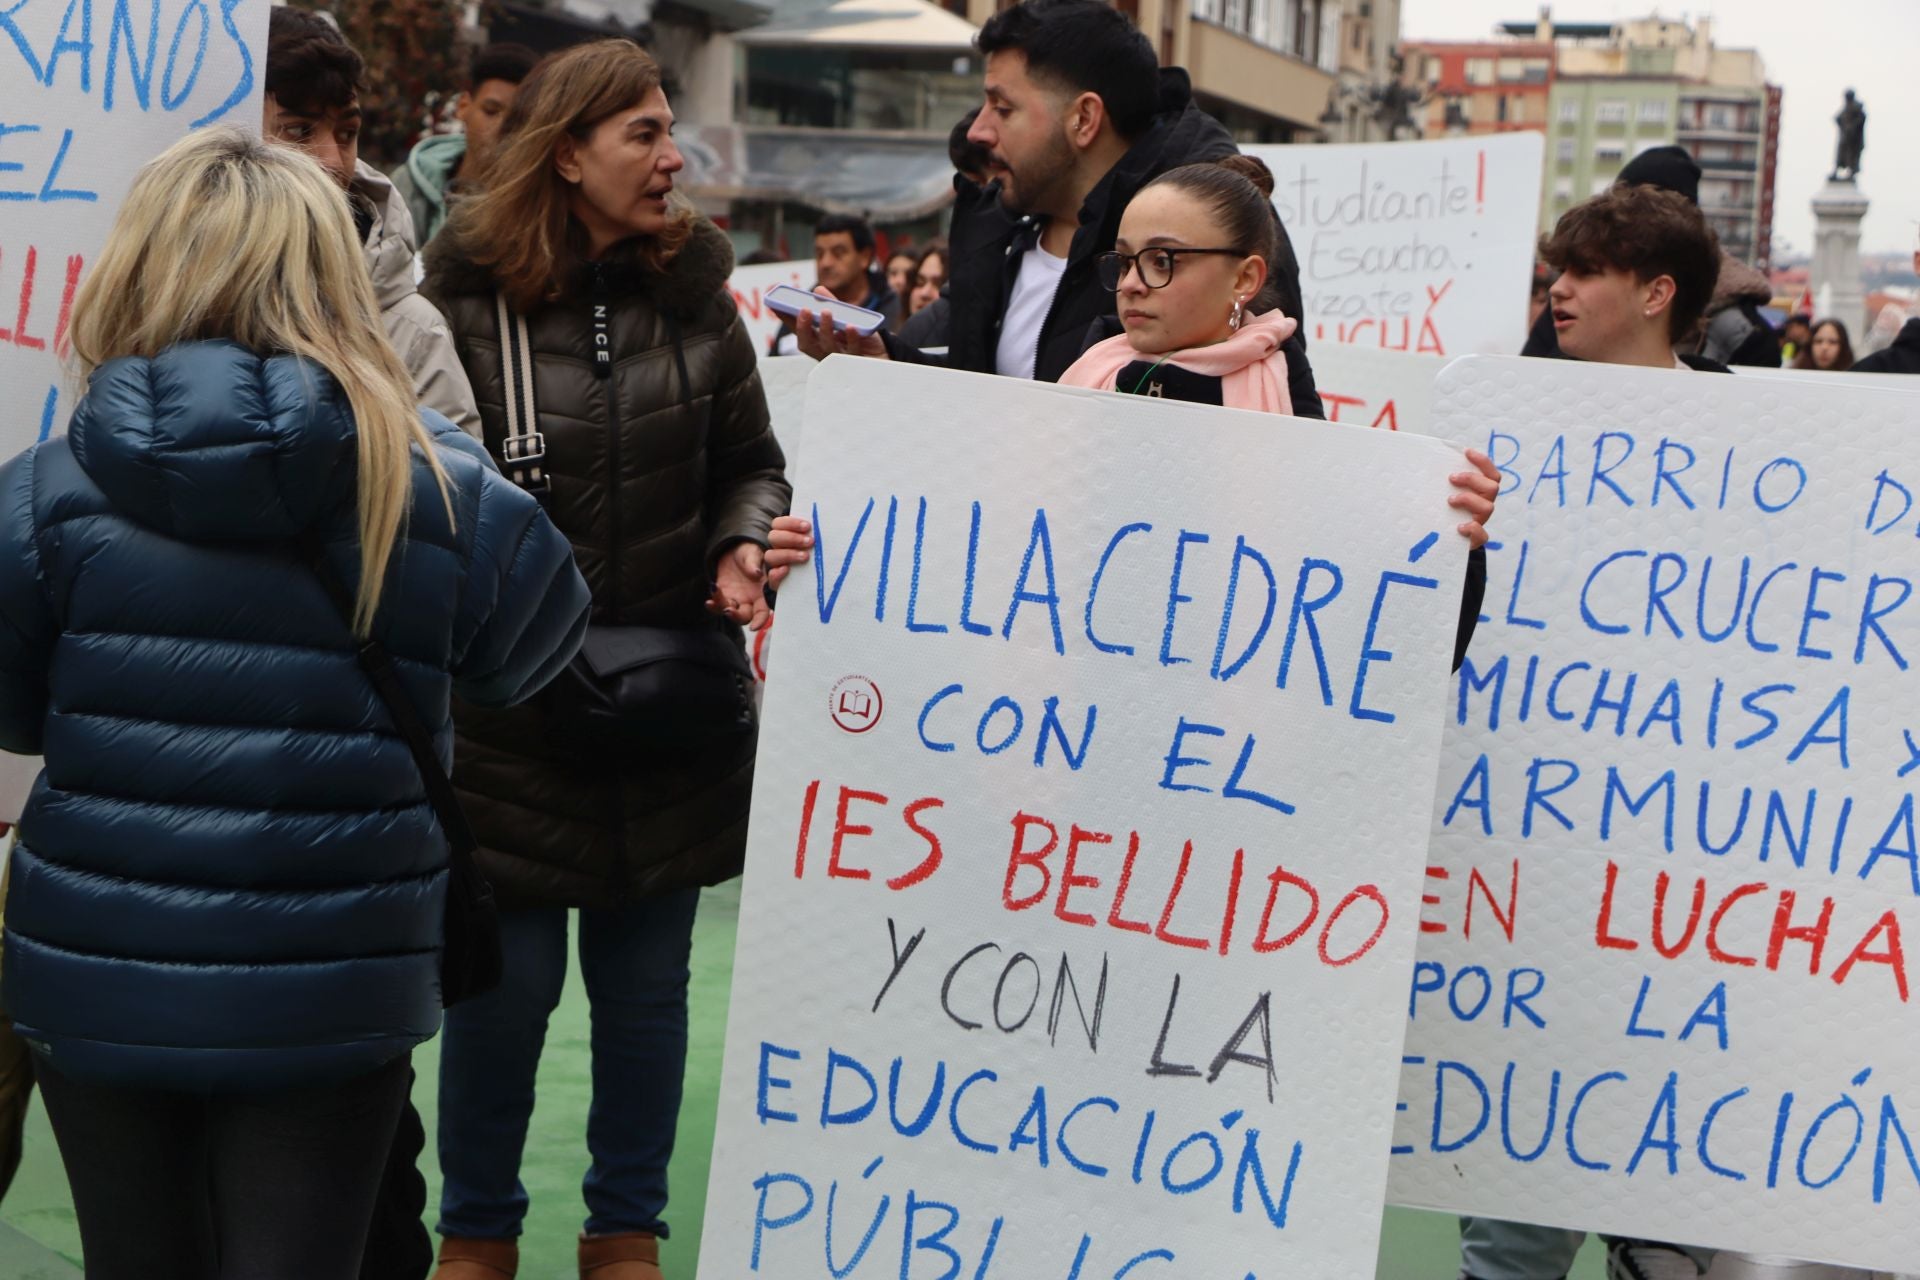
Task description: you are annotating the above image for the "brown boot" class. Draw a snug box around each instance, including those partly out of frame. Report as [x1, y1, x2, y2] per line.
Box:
[578, 1231, 663, 1279]
[431, 1237, 519, 1280]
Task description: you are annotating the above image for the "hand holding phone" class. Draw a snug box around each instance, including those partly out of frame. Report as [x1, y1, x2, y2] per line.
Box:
[764, 284, 888, 336]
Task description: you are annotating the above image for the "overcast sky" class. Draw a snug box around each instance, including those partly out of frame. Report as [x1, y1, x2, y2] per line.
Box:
[1399, 0, 1920, 256]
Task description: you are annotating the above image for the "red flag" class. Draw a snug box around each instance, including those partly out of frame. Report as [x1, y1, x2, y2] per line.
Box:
[1795, 286, 1814, 317]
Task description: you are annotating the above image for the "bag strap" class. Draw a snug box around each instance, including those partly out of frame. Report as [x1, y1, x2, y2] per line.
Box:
[304, 538, 480, 862]
[662, 311, 693, 405]
[492, 295, 700, 496]
[494, 293, 548, 500]
[662, 311, 711, 437]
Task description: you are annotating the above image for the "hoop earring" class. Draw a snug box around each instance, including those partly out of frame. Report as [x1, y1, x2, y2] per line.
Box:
[1229, 298, 1244, 331]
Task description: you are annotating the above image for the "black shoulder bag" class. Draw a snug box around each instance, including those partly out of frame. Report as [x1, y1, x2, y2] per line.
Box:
[493, 295, 757, 758]
[307, 541, 502, 1007]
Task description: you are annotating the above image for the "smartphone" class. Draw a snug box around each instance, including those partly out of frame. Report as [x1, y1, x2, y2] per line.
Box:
[763, 283, 888, 336]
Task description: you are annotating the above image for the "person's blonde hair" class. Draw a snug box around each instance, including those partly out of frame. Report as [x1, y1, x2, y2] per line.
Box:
[69, 127, 449, 638]
[454, 39, 692, 311]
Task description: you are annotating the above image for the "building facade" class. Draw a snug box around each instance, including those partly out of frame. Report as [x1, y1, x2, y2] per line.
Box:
[1517, 10, 1781, 266]
[1402, 9, 1780, 266]
[1324, 0, 1425, 143]
[1677, 83, 1780, 268]
[1402, 38, 1554, 138]
[657, 0, 986, 255]
[1541, 77, 1678, 230]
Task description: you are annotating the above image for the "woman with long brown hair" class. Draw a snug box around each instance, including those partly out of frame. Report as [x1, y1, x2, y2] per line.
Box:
[1792, 317, 1856, 371]
[421, 39, 789, 1280]
[907, 238, 949, 317]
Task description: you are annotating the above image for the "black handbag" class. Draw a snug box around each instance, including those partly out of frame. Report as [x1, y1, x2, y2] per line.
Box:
[494, 294, 760, 758]
[546, 624, 757, 755]
[307, 540, 502, 1008]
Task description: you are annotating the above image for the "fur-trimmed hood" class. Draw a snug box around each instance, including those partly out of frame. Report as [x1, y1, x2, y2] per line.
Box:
[1710, 250, 1773, 310]
[423, 210, 736, 320]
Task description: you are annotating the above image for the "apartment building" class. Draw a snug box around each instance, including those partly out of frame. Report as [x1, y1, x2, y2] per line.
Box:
[1402, 38, 1554, 137]
[1526, 11, 1781, 266]
[1401, 8, 1780, 265]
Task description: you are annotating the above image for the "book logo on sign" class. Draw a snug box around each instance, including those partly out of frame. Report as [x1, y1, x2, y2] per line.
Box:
[828, 675, 883, 734]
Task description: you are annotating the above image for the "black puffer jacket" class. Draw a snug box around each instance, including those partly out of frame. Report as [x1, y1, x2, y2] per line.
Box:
[1695, 252, 1780, 368]
[422, 216, 790, 904]
[886, 68, 1306, 384]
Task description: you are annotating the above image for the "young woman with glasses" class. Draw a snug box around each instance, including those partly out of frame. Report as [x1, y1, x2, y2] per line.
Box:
[1061, 157, 1323, 413]
[1060, 155, 1499, 668]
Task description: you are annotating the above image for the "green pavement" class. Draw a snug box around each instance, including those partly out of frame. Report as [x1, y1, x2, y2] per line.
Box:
[0, 1221, 77, 1279]
[0, 881, 1606, 1278]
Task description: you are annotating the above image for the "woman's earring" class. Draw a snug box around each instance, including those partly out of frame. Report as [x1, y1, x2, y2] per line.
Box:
[1230, 297, 1245, 331]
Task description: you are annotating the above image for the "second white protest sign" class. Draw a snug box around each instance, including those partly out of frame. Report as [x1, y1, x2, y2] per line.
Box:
[700, 357, 1472, 1278]
[1306, 346, 1446, 435]
[1391, 356, 1920, 1272]
[1250, 134, 1543, 360]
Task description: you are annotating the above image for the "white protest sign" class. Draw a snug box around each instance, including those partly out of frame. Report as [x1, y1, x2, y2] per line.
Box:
[1307, 346, 1445, 435]
[730, 259, 813, 358]
[0, 0, 269, 463]
[1249, 134, 1543, 360]
[758, 354, 812, 471]
[699, 358, 1468, 1278]
[1735, 364, 1920, 393]
[1388, 357, 1920, 1271]
[743, 354, 815, 684]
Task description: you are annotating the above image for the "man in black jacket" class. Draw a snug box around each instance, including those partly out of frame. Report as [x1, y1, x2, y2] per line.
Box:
[1856, 314, 1920, 373]
[1854, 240, 1920, 373]
[799, 0, 1306, 388]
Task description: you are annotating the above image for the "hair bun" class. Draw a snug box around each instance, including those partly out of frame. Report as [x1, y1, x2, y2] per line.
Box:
[1217, 154, 1275, 199]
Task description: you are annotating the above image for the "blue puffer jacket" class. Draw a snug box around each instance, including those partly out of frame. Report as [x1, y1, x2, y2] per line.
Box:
[0, 341, 590, 1093]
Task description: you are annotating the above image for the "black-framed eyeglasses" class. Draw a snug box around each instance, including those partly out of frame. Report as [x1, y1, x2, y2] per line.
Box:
[1096, 247, 1241, 291]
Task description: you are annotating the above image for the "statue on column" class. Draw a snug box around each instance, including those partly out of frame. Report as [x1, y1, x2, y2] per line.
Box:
[1371, 52, 1428, 141]
[1833, 89, 1866, 181]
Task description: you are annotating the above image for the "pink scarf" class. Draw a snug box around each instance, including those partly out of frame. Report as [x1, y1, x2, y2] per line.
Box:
[1058, 309, 1300, 414]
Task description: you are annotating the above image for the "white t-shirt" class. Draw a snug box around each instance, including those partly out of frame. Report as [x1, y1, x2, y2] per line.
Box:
[994, 244, 1069, 380]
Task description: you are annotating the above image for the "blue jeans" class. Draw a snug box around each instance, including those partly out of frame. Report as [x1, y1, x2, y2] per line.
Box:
[436, 893, 700, 1240]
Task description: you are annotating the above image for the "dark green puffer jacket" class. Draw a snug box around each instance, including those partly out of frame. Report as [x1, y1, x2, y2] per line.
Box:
[423, 214, 790, 904]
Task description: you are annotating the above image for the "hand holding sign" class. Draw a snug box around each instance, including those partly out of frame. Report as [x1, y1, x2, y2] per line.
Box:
[765, 515, 815, 590]
[1451, 449, 1502, 548]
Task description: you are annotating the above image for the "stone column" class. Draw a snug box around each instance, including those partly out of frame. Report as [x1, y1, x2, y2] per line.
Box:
[1810, 178, 1870, 335]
